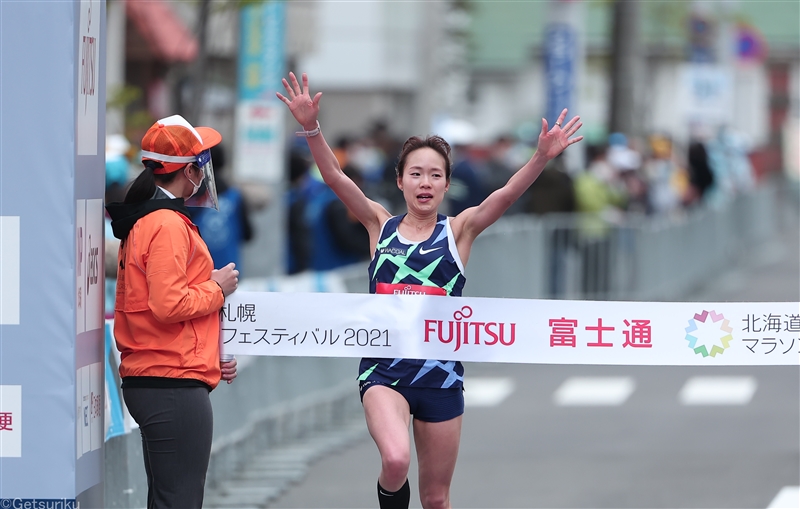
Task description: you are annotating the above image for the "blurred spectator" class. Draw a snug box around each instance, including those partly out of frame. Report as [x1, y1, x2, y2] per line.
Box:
[605, 132, 648, 214]
[620, 170, 649, 215]
[333, 136, 352, 169]
[705, 126, 756, 206]
[304, 164, 370, 271]
[439, 120, 486, 215]
[525, 153, 576, 297]
[686, 140, 715, 204]
[287, 135, 388, 274]
[607, 132, 642, 173]
[378, 159, 407, 215]
[287, 149, 313, 274]
[585, 143, 629, 204]
[346, 121, 403, 215]
[350, 138, 386, 185]
[325, 166, 371, 262]
[356, 122, 398, 214]
[369, 119, 403, 169]
[190, 144, 254, 272]
[506, 134, 537, 170]
[448, 149, 486, 215]
[575, 144, 627, 297]
[484, 135, 526, 215]
[578, 144, 627, 219]
[523, 153, 575, 215]
[105, 133, 132, 205]
[642, 135, 686, 216]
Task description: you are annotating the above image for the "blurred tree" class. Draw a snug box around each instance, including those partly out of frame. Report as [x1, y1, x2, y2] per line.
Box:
[608, 0, 642, 137]
[107, 84, 155, 143]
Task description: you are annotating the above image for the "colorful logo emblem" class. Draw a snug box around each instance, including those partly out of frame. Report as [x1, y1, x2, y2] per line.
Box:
[685, 310, 733, 357]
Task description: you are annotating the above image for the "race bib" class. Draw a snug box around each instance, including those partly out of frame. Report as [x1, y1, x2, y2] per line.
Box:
[375, 283, 447, 296]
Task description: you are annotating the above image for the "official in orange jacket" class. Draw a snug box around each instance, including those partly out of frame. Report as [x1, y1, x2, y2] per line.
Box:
[106, 115, 239, 508]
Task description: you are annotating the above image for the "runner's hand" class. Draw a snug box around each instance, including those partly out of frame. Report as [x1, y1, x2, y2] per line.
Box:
[276, 72, 322, 132]
[537, 108, 583, 160]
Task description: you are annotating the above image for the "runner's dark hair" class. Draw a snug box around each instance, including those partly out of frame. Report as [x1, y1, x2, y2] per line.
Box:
[395, 135, 452, 180]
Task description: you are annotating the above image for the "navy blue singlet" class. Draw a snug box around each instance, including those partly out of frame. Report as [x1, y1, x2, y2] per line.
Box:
[358, 214, 467, 389]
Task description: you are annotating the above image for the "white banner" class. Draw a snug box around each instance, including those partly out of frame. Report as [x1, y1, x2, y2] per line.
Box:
[76, 0, 100, 155]
[681, 63, 734, 126]
[221, 292, 800, 366]
[0, 216, 20, 325]
[234, 101, 285, 182]
[0, 385, 21, 458]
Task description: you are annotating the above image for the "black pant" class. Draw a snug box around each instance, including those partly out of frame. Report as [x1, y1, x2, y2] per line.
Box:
[123, 386, 213, 509]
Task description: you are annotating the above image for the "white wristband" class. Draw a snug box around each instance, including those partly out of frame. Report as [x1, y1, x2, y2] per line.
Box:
[295, 121, 321, 138]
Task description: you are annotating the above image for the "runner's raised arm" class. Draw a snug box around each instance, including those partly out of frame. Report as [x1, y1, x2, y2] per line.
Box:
[277, 72, 390, 241]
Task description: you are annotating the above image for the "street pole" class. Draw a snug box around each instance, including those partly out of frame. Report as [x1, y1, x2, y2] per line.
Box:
[608, 0, 641, 137]
[188, 0, 211, 124]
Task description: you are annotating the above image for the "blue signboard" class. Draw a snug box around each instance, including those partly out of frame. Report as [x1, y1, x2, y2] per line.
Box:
[544, 23, 576, 128]
[239, 2, 286, 101]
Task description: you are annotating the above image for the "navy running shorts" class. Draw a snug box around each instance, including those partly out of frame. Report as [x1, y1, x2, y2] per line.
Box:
[359, 380, 464, 423]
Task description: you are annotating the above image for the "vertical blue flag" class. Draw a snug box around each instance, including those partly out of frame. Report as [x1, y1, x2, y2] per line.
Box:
[544, 23, 575, 127]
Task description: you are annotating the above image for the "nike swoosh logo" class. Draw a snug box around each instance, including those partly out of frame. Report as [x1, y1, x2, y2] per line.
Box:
[379, 490, 394, 497]
[418, 246, 444, 255]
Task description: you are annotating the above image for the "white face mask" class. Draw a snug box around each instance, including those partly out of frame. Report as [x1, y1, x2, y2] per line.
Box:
[185, 166, 204, 198]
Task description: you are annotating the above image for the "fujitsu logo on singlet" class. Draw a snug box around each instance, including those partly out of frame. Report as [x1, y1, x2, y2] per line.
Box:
[424, 306, 516, 352]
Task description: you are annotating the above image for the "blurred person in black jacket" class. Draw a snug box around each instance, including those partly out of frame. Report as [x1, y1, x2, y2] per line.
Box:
[523, 153, 575, 215]
[325, 166, 371, 262]
[483, 135, 528, 215]
[523, 153, 576, 297]
[686, 140, 715, 205]
[287, 149, 313, 274]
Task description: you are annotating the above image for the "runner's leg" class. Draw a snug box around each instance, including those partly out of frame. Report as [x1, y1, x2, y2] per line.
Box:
[363, 385, 412, 491]
[413, 415, 462, 509]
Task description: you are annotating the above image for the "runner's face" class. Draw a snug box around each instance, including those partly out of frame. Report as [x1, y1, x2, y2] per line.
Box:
[398, 147, 449, 213]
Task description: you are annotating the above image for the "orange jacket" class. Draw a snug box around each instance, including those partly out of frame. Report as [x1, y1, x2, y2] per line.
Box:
[113, 208, 224, 389]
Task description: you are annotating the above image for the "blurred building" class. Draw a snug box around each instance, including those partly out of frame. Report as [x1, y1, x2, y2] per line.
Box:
[106, 0, 798, 274]
[466, 1, 798, 176]
[289, 1, 470, 141]
[106, 0, 238, 143]
[109, 0, 798, 152]
[108, 1, 475, 147]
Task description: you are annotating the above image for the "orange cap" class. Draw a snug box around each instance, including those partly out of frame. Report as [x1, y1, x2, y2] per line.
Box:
[141, 115, 222, 174]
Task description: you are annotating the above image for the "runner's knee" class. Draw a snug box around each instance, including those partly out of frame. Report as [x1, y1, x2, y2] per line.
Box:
[380, 449, 410, 482]
[419, 490, 449, 509]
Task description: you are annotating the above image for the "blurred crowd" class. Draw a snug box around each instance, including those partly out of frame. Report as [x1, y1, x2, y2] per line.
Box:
[103, 120, 759, 279]
[285, 121, 758, 275]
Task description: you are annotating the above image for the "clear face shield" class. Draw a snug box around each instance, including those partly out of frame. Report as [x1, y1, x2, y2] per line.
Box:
[184, 149, 219, 210]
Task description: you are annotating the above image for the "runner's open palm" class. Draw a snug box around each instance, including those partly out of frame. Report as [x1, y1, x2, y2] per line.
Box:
[537, 108, 583, 160]
[276, 72, 321, 129]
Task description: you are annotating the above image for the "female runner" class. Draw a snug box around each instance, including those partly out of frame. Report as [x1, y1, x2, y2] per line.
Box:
[278, 72, 582, 509]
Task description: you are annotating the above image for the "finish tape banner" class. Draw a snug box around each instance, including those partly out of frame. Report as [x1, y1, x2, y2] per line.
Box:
[221, 292, 800, 366]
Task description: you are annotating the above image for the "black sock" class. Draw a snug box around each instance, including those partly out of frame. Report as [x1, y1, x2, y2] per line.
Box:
[377, 479, 410, 509]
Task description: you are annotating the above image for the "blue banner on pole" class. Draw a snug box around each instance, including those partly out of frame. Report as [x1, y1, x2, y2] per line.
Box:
[239, 2, 286, 101]
[544, 23, 575, 127]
